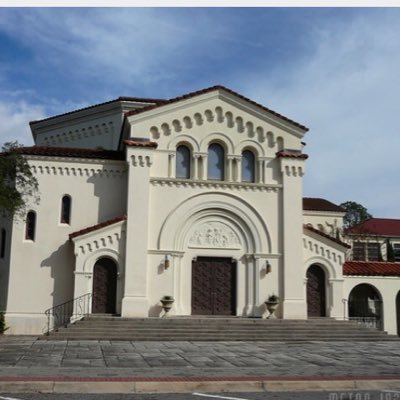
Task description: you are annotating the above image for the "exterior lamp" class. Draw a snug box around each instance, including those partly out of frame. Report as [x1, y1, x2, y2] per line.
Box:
[164, 254, 171, 269]
[265, 261, 272, 274]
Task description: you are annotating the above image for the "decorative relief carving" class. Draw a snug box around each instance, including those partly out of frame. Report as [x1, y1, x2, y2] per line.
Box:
[148, 106, 283, 149]
[77, 232, 122, 255]
[42, 121, 115, 146]
[131, 154, 152, 167]
[189, 222, 241, 249]
[304, 235, 341, 264]
[30, 164, 126, 178]
[150, 178, 280, 192]
[282, 165, 304, 177]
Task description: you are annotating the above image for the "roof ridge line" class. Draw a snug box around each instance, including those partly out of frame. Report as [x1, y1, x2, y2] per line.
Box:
[124, 85, 309, 131]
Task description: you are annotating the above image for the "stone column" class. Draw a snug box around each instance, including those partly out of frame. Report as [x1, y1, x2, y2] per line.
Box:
[257, 159, 263, 184]
[193, 153, 200, 180]
[168, 153, 175, 178]
[122, 145, 155, 317]
[244, 254, 254, 316]
[253, 255, 262, 316]
[329, 278, 345, 319]
[226, 155, 234, 182]
[234, 156, 242, 182]
[279, 157, 307, 319]
[201, 153, 208, 180]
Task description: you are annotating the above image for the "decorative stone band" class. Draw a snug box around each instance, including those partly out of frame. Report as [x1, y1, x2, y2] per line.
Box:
[276, 150, 309, 159]
[39, 121, 116, 147]
[30, 164, 127, 178]
[124, 84, 309, 132]
[124, 139, 158, 148]
[150, 178, 281, 192]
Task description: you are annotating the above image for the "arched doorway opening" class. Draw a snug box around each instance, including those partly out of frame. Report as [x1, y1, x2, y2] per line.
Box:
[396, 291, 400, 336]
[92, 257, 117, 314]
[307, 264, 326, 317]
[348, 284, 383, 330]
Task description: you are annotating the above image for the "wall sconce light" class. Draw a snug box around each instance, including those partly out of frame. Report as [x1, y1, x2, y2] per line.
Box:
[265, 260, 272, 274]
[164, 254, 171, 269]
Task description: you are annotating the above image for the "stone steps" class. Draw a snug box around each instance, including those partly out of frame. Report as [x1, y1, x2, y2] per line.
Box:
[41, 315, 399, 341]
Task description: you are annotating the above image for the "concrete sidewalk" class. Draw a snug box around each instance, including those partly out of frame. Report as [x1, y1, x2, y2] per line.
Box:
[0, 336, 400, 393]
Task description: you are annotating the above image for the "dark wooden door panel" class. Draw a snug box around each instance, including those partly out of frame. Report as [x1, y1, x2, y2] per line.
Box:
[192, 257, 236, 316]
[92, 258, 117, 314]
[191, 259, 213, 315]
[307, 265, 326, 317]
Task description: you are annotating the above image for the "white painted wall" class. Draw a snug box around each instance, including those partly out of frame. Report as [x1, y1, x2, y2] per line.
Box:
[122, 91, 307, 320]
[4, 87, 398, 337]
[32, 100, 156, 150]
[4, 157, 127, 334]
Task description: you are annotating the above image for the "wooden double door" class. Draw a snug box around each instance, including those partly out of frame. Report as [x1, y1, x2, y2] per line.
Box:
[191, 257, 236, 315]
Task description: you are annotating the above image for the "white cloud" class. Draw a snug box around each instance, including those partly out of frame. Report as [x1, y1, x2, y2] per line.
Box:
[242, 10, 400, 217]
[0, 8, 233, 94]
[0, 98, 45, 145]
[0, 8, 398, 218]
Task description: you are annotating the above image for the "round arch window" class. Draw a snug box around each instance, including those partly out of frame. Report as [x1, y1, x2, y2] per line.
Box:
[208, 143, 225, 180]
[242, 150, 255, 182]
[176, 145, 191, 179]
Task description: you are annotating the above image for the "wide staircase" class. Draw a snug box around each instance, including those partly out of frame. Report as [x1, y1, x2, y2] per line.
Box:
[41, 315, 399, 341]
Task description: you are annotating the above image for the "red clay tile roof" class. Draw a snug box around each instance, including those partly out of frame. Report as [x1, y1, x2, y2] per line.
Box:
[304, 224, 351, 248]
[276, 150, 308, 159]
[3, 146, 125, 160]
[346, 218, 400, 237]
[125, 85, 309, 132]
[69, 216, 127, 239]
[303, 198, 345, 213]
[30, 97, 167, 125]
[343, 261, 400, 276]
[124, 139, 158, 148]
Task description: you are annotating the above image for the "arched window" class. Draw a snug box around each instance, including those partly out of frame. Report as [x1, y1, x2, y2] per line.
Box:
[0, 229, 6, 258]
[208, 143, 225, 180]
[242, 150, 255, 182]
[61, 195, 72, 224]
[176, 145, 191, 179]
[25, 211, 36, 241]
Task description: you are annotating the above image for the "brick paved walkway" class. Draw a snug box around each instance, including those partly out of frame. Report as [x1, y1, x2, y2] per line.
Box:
[0, 337, 399, 379]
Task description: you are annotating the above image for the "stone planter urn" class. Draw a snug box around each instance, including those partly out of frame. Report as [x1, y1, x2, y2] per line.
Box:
[160, 295, 175, 318]
[264, 294, 279, 319]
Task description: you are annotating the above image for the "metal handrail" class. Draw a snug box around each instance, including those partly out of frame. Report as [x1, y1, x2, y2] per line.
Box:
[44, 293, 92, 335]
[341, 297, 383, 331]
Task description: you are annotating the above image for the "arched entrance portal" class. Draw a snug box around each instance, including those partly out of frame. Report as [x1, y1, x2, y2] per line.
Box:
[307, 264, 326, 317]
[396, 291, 400, 336]
[348, 284, 383, 330]
[191, 257, 236, 315]
[92, 258, 117, 314]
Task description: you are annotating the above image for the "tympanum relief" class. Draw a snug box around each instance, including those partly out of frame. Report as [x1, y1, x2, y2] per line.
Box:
[188, 222, 241, 249]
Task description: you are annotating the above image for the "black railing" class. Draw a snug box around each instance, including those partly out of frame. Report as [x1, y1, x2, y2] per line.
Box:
[342, 298, 383, 330]
[44, 293, 92, 335]
[348, 316, 383, 330]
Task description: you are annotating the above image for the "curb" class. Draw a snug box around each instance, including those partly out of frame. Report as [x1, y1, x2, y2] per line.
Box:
[0, 376, 400, 393]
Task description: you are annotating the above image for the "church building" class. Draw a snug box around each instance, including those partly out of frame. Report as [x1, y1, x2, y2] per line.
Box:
[0, 85, 399, 335]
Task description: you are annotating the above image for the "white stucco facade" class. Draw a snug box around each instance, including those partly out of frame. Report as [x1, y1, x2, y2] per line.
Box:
[1, 86, 399, 335]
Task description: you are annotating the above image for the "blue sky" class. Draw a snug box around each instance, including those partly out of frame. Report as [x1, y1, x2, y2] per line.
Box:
[0, 7, 399, 217]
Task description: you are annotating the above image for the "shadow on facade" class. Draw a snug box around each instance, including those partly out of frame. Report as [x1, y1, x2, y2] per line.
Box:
[40, 240, 75, 308]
